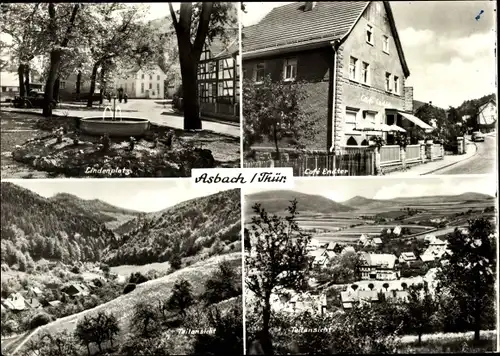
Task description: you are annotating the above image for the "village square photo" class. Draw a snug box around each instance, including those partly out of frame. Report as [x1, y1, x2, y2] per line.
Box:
[244, 175, 498, 354]
[0, 179, 243, 355]
[241, 1, 497, 177]
[0, 2, 240, 178]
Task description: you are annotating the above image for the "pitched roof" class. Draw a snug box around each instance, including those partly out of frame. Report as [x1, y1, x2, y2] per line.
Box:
[243, 2, 369, 53]
[242, 1, 410, 77]
[400, 252, 417, 261]
[363, 253, 397, 269]
[206, 28, 239, 59]
[326, 242, 338, 251]
[372, 237, 383, 244]
[478, 99, 496, 112]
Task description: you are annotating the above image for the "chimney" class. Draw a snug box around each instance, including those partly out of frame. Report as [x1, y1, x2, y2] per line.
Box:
[404, 86, 414, 113]
[303, 2, 317, 11]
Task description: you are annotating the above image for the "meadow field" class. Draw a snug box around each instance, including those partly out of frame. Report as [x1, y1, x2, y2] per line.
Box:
[16, 253, 242, 354]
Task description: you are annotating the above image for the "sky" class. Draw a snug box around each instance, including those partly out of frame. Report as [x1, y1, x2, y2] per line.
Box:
[7, 179, 230, 213]
[241, 1, 497, 108]
[245, 175, 497, 202]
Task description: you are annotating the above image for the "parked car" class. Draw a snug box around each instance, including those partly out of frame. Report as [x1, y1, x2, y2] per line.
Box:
[13, 90, 57, 109]
[471, 131, 485, 142]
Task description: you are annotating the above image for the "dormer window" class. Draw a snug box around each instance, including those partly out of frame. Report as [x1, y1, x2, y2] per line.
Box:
[366, 24, 373, 45]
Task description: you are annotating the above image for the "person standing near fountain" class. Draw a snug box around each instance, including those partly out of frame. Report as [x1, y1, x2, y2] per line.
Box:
[118, 87, 124, 103]
[124, 92, 128, 104]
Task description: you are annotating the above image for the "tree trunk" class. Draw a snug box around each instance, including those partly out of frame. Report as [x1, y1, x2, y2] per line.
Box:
[43, 50, 62, 117]
[24, 64, 30, 94]
[86, 344, 90, 356]
[98, 342, 102, 352]
[76, 70, 81, 100]
[87, 63, 99, 108]
[261, 293, 274, 355]
[18, 64, 26, 98]
[99, 67, 106, 105]
[273, 124, 280, 161]
[179, 55, 201, 130]
[53, 77, 60, 102]
[418, 333, 422, 345]
[474, 305, 481, 342]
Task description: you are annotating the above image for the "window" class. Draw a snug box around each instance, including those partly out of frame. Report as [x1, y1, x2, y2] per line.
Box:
[363, 111, 376, 124]
[366, 24, 373, 44]
[149, 74, 152, 80]
[141, 74, 144, 79]
[345, 109, 358, 123]
[383, 35, 389, 53]
[255, 63, 265, 83]
[157, 75, 160, 81]
[393, 76, 399, 94]
[60, 81, 66, 89]
[385, 72, 391, 91]
[149, 82, 152, 90]
[349, 57, 358, 80]
[157, 83, 160, 92]
[141, 82, 144, 93]
[283, 58, 297, 81]
[361, 62, 370, 84]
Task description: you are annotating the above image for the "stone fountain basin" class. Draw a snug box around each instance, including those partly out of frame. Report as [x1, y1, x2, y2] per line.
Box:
[79, 117, 150, 137]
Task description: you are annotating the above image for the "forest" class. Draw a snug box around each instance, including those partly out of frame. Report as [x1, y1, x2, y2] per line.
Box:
[103, 189, 241, 266]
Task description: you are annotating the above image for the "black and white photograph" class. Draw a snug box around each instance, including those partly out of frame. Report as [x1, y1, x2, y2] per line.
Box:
[241, 1, 497, 176]
[244, 176, 497, 354]
[0, 180, 242, 355]
[0, 2, 240, 178]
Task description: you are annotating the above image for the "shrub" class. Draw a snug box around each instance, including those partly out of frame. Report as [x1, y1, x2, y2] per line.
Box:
[71, 265, 80, 274]
[29, 312, 54, 329]
[129, 272, 149, 285]
[123, 283, 136, 294]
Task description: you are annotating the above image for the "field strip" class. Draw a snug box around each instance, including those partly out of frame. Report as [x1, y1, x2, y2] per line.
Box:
[398, 330, 497, 344]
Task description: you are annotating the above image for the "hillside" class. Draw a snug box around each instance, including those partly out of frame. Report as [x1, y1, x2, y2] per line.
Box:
[0, 182, 117, 268]
[343, 196, 378, 207]
[245, 190, 354, 216]
[103, 189, 241, 266]
[24, 253, 242, 351]
[50, 193, 143, 230]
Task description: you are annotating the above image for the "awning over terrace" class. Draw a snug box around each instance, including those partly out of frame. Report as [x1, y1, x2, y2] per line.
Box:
[398, 112, 434, 132]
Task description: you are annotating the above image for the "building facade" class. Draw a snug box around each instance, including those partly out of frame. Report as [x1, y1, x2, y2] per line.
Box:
[198, 32, 239, 122]
[242, 1, 432, 153]
[477, 99, 496, 132]
[114, 65, 167, 99]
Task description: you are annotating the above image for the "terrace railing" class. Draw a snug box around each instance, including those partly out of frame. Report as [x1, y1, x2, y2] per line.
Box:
[380, 145, 401, 165]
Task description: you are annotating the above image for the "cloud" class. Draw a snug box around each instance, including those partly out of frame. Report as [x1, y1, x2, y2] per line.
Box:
[373, 177, 496, 200]
[399, 28, 435, 47]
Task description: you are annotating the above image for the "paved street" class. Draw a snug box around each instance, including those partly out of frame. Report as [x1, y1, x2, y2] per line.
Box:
[2, 99, 240, 138]
[436, 133, 496, 175]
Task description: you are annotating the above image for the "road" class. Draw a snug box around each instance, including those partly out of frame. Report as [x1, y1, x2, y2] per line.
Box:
[434, 133, 496, 175]
[2, 99, 240, 138]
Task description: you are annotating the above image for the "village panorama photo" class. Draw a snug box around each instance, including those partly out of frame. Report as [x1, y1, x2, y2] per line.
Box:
[0, 2, 240, 178]
[241, 1, 496, 177]
[244, 176, 497, 354]
[0, 179, 243, 355]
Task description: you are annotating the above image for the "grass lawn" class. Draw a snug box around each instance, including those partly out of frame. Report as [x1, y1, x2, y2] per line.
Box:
[110, 260, 171, 277]
[398, 330, 497, 353]
[0, 111, 54, 178]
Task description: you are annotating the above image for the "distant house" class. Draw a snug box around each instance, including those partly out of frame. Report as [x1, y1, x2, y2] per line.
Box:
[358, 234, 369, 246]
[4, 293, 27, 311]
[398, 252, 417, 264]
[48, 300, 62, 307]
[372, 237, 383, 246]
[25, 297, 42, 309]
[26, 287, 43, 299]
[0, 70, 44, 100]
[326, 242, 344, 253]
[288, 292, 327, 315]
[340, 289, 379, 310]
[424, 234, 435, 242]
[63, 283, 90, 297]
[309, 248, 336, 268]
[359, 234, 382, 247]
[383, 290, 409, 303]
[341, 246, 356, 254]
[114, 65, 167, 99]
[477, 99, 496, 132]
[393, 225, 402, 235]
[420, 237, 450, 262]
[360, 253, 399, 280]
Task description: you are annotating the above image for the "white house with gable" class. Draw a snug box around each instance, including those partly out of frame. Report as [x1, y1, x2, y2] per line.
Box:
[113, 65, 167, 99]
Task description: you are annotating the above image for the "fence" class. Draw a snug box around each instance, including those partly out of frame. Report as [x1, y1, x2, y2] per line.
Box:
[431, 144, 443, 160]
[244, 151, 375, 176]
[406, 144, 421, 162]
[380, 145, 400, 164]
